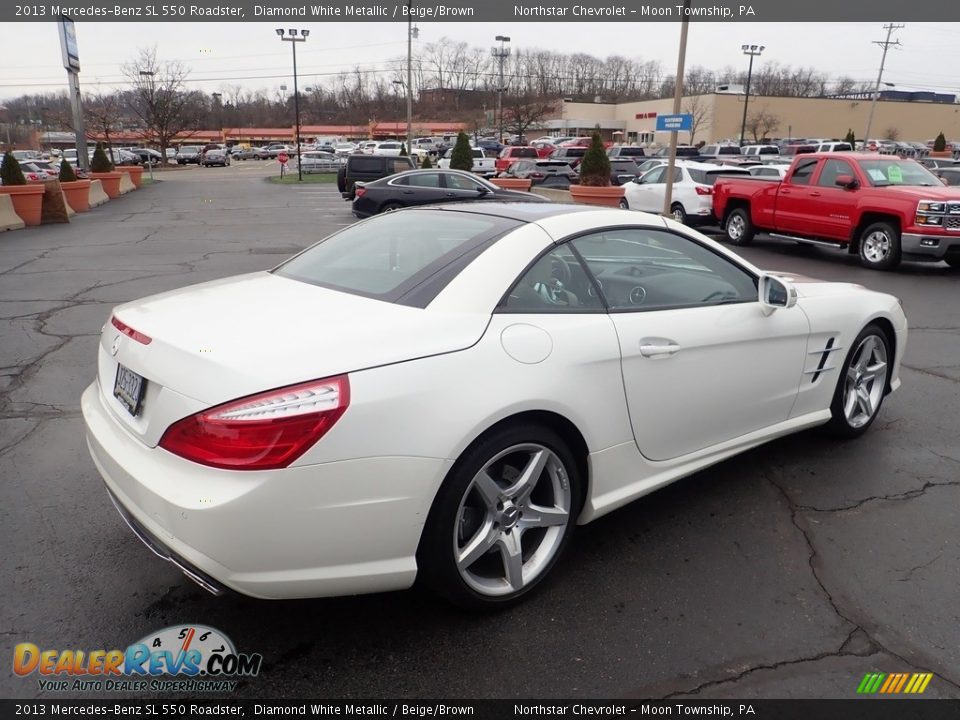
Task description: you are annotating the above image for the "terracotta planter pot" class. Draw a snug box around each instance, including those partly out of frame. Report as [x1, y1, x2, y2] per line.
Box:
[0, 184, 46, 226]
[61, 179, 92, 213]
[490, 177, 532, 191]
[928, 150, 953, 158]
[568, 184, 625, 208]
[89, 171, 123, 199]
[122, 166, 144, 188]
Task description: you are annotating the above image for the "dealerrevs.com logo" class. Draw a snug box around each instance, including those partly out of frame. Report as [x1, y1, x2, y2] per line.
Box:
[13, 625, 262, 693]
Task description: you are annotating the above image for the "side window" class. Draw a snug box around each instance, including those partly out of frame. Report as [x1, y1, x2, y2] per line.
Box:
[407, 173, 441, 188]
[789, 159, 819, 186]
[569, 228, 757, 311]
[501, 247, 604, 312]
[445, 173, 483, 191]
[817, 158, 854, 188]
[642, 167, 665, 184]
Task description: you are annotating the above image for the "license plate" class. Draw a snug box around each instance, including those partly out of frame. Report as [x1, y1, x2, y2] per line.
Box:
[113, 364, 146, 417]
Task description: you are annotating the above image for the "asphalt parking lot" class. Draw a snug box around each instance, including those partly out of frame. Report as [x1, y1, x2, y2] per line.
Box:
[1, 162, 958, 700]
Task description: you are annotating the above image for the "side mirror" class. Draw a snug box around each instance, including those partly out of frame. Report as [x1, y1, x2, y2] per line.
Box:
[758, 274, 798, 314]
[835, 174, 858, 189]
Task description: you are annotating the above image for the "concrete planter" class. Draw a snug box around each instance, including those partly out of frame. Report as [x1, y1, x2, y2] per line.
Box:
[490, 177, 532, 191]
[0, 184, 46, 226]
[121, 166, 144, 188]
[569, 184, 625, 208]
[89, 171, 123, 199]
[61, 179, 92, 213]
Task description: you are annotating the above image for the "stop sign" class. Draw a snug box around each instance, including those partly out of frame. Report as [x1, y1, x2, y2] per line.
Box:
[278, 152, 289, 164]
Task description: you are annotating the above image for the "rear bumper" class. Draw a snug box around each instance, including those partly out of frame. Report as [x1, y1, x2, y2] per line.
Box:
[82, 381, 450, 600]
[901, 232, 960, 261]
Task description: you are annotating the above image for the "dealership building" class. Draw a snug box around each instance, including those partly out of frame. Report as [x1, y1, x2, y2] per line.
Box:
[544, 91, 960, 145]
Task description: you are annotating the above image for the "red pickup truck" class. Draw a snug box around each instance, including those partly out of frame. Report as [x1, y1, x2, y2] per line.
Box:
[712, 152, 960, 270]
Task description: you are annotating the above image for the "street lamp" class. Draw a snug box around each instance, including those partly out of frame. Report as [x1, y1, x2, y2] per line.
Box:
[492, 35, 511, 143]
[739, 44, 765, 145]
[277, 27, 310, 181]
[211, 92, 223, 142]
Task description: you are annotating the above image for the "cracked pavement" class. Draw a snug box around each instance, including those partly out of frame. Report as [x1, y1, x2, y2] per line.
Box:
[1, 163, 958, 700]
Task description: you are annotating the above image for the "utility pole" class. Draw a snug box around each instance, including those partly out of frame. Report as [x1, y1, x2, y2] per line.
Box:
[863, 23, 904, 146]
[662, 0, 690, 219]
[492, 36, 511, 143]
[405, 2, 417, 148]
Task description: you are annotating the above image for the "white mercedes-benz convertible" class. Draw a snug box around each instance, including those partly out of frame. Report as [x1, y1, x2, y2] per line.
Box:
[82, 203, 907, 609]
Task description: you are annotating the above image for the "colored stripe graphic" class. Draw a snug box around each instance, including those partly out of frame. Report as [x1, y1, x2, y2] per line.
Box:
[857, 672, 932, 694]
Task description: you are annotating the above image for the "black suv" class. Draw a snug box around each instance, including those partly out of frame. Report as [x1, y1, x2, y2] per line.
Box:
[337, 155, 417, 200]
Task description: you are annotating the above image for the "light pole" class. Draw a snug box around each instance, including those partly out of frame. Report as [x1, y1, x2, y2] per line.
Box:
[491, 35, 511, 143]
[739, 44, 764, 145]
[404, 3, 418, 148]
[277, 27, 309, 181]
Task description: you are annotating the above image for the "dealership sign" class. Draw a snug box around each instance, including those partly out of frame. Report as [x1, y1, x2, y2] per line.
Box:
[655, 114, 693, 132]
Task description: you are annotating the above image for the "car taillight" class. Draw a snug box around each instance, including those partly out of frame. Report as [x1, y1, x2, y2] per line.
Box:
[159, 375, 350, 470]
[111, 315, 152, 345]
[695, 185, 713, 195]
[531, 172, 545, 179]
[355, 187, 366, 197]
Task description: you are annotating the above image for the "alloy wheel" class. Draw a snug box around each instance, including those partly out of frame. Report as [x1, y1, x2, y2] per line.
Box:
[727, 214, 745, 240]
[453, 444, 572, 597]
[842, 335, 888, 428]
[862, 231, 892, 264]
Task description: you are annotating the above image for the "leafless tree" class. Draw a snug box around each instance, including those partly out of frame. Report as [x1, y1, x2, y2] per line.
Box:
[682, 94, 712, 144]
[884, 126, 901, 141]
[123, 47, 205, 160]
[502, 96, 556, 139]
[84, 88, 125, 150]
[746, 107, 780, 142]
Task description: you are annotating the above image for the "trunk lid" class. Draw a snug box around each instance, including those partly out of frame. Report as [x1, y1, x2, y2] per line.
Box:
[97, 271, 489, 446]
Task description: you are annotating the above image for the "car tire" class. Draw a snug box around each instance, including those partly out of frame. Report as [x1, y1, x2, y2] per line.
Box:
[417, 423, 582, 610]
[336, 168, 346, 193]
[823, 323, 891, 439]
[253, 154, 261, 161]
[944, 257, 960, 270]
[857, 221, 901, 271]
[670, 203, 688, 225]
[724, 207, 755, 246]
[618, 197, 629, 209]
[379, 202, 403, 214]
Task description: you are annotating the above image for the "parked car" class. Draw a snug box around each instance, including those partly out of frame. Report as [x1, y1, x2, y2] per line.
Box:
[477, 139, 505, 155]
[609, 159, 646, 185]
[82, 203, 908, 608]
[201, 148, 231, 167]
[622, 161, 751, 224]
[337, 154, 417, 200]
[437, 147, 498, 177]
[18, 160, 54, 181]
[495, 146, 539, 173]
[351, 169, 547, 218]
[748, 164, 790, 179]
[530, 140, 557, 158]
[698, 144, 743, 161]
[176, 146, 203, 165]
[295, 151, 343, 174]
[606, 145, 647, 159]
[741, 144, 779, 158]
[934, 167, 960, 186]
[651, 145, 701, 159]
[814, 142, 853, 153]
[499, 159, 579, 187]
[713, 152, 960, 270]
[548, 146, 588, 169]
[918, 157, 959, 170]
[126, 148, 164, 166]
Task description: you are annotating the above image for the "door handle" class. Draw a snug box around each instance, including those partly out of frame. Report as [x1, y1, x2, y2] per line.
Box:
[445, 192, 456, 197]
[639, 339, 681, 357]
[402, 190, 415, 195]
[810, 191, 821, 197]
[780, 188, 791, 194]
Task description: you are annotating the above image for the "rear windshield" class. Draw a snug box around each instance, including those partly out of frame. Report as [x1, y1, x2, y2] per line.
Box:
[689, 169, 748, 185]
[676, 147, 700, 157]
[718, 146, 742, 155]
[564, 148, 587, 157]
[615, 147, 646, 156]
[274, 210, 519, 305]
[511, 148, 538, 158]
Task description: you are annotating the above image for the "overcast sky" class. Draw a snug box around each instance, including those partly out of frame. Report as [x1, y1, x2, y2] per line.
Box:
[2, 21, 959, 101]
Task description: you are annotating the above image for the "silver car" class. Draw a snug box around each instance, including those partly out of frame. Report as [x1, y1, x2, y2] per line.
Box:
[295, 151, 343, 173]
[201, 148, 231, 167]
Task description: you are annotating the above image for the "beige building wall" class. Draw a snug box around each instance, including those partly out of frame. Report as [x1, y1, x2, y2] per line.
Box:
[558, 95, 960, 146]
